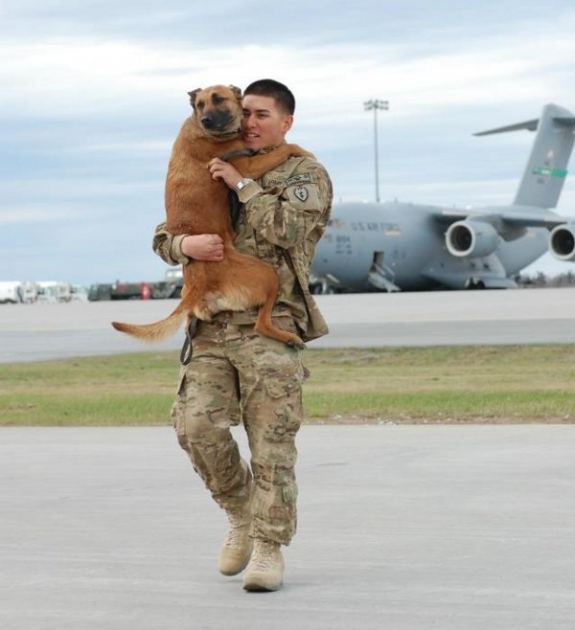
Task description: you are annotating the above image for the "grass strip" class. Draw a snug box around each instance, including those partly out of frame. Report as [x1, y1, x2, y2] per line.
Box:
[1, 346, 573, 426]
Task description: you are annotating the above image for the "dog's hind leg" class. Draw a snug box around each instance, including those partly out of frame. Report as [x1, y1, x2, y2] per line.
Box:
[254, 294, 304, 348]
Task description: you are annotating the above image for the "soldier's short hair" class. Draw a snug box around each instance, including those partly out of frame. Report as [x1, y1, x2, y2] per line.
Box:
[244, 79, 296, 115]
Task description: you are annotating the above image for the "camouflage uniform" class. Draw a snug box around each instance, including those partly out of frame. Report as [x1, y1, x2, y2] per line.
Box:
[153, 151, 332, 545]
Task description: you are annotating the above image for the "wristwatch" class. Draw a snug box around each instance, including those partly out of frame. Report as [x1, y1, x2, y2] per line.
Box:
[235, 178, 254, 192]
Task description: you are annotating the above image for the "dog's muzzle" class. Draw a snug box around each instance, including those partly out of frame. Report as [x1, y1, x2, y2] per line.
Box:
[201, 109, 238, 134]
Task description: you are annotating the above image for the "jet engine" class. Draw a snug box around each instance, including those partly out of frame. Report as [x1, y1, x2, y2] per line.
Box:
[445, 220, 500, 258]
[549, 223, 575, 261]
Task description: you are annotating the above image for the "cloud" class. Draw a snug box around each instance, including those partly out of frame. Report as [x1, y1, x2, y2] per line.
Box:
[1, 0, 575, 284]
[0, 205, 81, 225]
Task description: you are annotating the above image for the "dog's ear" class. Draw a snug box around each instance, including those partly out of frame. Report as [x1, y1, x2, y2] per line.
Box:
[188, 88, 201, 108]
[229, 85, 242, 100]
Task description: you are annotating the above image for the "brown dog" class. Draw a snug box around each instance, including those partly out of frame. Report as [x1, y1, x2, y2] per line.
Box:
[111, 84, 311, 347]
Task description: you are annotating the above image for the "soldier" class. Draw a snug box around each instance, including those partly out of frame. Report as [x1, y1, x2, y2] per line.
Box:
[153, 79, 332, 591]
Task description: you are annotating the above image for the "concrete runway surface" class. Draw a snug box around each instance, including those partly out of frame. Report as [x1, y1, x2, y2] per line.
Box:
[1, 425, 575, 630]
[2, 289, 574, 628]
[1, 287, 575, 362]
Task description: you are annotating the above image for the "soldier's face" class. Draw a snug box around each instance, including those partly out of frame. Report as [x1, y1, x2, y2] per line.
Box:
[241, 94, 293, 151]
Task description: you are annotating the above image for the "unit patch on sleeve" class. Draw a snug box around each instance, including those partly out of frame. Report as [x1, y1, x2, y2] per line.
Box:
[294, 186, 309, 202]
[285, 173, 319, 210]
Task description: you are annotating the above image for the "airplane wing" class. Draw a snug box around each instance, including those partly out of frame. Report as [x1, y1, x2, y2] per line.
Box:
[432, 206, 570, 234]
[428, 206, 575, 262]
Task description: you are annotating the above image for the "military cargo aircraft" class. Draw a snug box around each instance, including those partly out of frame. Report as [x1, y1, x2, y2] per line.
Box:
[310, 103, 575, 292]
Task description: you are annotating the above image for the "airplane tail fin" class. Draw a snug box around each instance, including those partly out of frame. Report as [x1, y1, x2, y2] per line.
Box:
[474, 104, 575, 209]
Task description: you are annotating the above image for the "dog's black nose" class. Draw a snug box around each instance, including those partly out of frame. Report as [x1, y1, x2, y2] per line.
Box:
[201, 115, 214, 129]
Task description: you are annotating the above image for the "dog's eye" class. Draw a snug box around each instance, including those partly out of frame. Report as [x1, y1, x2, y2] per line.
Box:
[212, 95, 224, 105]
[196, 99, 205, 110]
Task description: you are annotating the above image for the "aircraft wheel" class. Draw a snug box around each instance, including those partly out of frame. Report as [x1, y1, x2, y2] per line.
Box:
[465, 279, 486, 290]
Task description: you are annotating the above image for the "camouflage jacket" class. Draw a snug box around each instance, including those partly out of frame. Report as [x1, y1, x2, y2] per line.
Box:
[152, 151, 333, 342]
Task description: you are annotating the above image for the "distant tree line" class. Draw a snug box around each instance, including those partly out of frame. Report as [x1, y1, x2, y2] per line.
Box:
[517, 271, 575, 288]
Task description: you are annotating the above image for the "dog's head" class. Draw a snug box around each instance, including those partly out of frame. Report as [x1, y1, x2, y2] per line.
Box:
[187, 84, 243, 137]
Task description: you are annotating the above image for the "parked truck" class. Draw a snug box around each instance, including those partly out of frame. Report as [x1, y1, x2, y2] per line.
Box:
[88, 269, 183, 301]
[151, 268, 183, 299]
[88, 281, 152, 301]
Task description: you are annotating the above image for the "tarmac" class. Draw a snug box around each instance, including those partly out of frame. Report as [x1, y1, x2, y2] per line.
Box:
[2, 289, 575, 628]
[2, 287, 575, 362]
[2, 424, 575, 630]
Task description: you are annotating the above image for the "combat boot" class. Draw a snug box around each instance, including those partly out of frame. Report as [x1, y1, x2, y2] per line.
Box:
[242, 539, 284, 592]
[218, 504, 253, 576]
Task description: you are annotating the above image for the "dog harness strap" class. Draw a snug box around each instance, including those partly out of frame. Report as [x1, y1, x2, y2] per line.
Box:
[227, 189, 242, 230]
[180, 317, 199, 365]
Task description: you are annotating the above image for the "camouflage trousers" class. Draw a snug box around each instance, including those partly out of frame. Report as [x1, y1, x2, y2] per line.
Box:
[171, 313, 306, 545]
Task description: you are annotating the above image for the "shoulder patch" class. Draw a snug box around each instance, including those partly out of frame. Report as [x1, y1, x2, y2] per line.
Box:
[286, 173, 313, 186]
[294, 186, 309, 202]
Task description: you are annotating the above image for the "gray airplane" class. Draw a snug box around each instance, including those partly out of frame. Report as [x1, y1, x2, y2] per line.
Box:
[310, 103, 575, 292]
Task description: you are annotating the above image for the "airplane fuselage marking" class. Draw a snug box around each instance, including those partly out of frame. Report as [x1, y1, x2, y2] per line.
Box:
[532, 167, 567, 178]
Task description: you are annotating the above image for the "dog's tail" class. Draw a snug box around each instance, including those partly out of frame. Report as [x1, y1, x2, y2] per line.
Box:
[111, 304, 187, 343]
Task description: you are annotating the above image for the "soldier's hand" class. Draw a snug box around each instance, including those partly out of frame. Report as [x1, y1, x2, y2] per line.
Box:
[181, 234, 224, 261]
[208, 158, 242, 189]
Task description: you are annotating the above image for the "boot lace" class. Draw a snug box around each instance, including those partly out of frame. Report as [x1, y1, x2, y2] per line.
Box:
[251, 541, 279, 570]
[223, 510, 250, 548]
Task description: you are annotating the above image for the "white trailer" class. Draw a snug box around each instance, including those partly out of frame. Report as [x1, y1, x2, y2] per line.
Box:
[36, 281, 72, 303]
[0, 281, 23, 304]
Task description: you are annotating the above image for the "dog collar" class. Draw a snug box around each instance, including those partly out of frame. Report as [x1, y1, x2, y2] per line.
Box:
[219, 148, 256, 162]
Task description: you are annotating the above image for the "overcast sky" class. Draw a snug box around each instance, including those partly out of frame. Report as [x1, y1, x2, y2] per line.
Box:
[2, 0, 575, 287]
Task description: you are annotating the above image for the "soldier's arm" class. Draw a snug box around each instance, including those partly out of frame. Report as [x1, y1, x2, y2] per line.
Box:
[152, 222, 225, 263]
[241, 158, 333, 249]
[152, 222, 191, 266]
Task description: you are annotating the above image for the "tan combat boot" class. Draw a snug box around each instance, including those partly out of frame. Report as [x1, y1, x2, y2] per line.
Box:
[242, 539, 284, 592]
[218, 505, 253, 576]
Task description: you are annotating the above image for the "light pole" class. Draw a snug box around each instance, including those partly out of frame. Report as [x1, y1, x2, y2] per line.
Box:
[364, 99, 389, 203]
